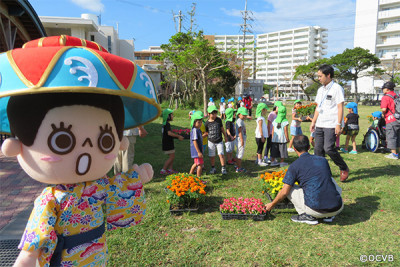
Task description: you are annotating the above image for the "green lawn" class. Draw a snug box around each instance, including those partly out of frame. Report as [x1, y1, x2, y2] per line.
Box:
[107, 104, 400, 266]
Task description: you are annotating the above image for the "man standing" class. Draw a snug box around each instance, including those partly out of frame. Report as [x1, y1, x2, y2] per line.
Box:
[114, 126, 147, 173]
[380, 81, 400, 159]
[266, 135, 344, 225]
[310, 64, 349, 182]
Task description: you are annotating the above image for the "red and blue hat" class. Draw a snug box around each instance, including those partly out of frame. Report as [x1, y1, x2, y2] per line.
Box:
[0, 35, 161, 134]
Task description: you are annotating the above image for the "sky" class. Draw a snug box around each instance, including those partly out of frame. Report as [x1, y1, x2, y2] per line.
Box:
[29, 0, 357, 57]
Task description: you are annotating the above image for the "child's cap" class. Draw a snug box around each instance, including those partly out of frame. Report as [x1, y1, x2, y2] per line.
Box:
[345, 102, 358, 114]
[190, 111, 204, 128]
[0, 35, 161, 134]
[207, 105, 218, 114]
[238, 97, 242, 101]
[221, 97, 225, 102]
[294, 99, 302, 104]
[162, 108, 174, 125]
[372, 111, 382, 118]
[256, 103, 268, 118]
[225, 108, 234, 122]
[209, 97, 213, 102]
[274, 101, 283, 107]
[237, 107, 249, 116]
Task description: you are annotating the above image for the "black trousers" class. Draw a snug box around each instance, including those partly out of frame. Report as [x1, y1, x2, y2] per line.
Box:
[314, 127, 348, 171]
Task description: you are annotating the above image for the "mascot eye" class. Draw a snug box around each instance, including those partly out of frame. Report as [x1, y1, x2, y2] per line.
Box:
[98, 124, 115, 154]
[48, 123, 76, 155]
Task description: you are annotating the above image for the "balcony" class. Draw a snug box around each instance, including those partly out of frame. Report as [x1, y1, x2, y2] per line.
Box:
[377, 23, 400, 33]
[376, 38, 400, 47]
[380, 0, 400, 6]
[378, 8, 400, 19]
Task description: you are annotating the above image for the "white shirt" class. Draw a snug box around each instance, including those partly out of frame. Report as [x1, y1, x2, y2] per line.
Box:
[272, 120, 289, 143]
[219, 102, 226, 113]
[208, 101, 215, 107]
[290, 108, 301, 127]
[123, 128, 139, 136]
[315, 81, 344, 128]
[255, 117, 269, 138]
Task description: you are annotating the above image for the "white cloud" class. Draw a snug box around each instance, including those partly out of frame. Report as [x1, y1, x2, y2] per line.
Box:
[70, 0, 104, 13]
[222, 0, 358, 56]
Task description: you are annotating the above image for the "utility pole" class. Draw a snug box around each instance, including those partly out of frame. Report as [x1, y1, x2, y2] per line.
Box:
[239, 0, 253, 96]
[173, 10, 183, 33]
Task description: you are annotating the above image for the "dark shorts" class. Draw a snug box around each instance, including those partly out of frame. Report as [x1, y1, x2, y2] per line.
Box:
[386, 121, 400, 149]
[344, 129, 359, 137]
[255, 138, 265, 154]
[271, 143, 288, 159]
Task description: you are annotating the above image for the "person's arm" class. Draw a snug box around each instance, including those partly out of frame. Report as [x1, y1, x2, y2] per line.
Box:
[222, 126, 228, 142]
[266, 183, 292, 211]
[336, 102, 344, 135]
[138, 126, 147, 138]
[168, 131, 184, 140]
[13, 250, 39, 267]
[258, 120, 265, 142]
[292, 111, 302, 122]
[310, 105, 320, 133]
[193, 139, 203, 158]
[267, 119, 272, 135]
[238, 127, 244, 146]
[284, 124, 289, 143]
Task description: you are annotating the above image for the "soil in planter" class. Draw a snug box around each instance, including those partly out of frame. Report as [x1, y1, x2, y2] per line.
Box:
[170, 203, 199, 215]
[220, 212, 267, 221]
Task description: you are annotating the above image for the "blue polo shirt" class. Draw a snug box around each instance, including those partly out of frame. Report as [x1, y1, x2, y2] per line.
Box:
[283, 152, 342, 211]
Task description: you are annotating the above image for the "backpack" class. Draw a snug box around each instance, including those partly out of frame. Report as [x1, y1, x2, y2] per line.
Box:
[385, 93, 400, 122]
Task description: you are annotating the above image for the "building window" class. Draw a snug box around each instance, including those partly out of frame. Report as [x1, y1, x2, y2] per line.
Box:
[90, 35, 95, 42]
[107, 36, 112, 53]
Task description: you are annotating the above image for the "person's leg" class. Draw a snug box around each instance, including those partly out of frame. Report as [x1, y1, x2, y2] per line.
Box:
[113, 150, 123, 174]
[323, 128, 348, 171]
[164, 153, 175, 170]
[289, 135, 295, 149]
[286, 185, 307, 215]
[123, 136, 136, 172]
[217, 142, 225, 167]
[264, 135, 272, 159]
[314, 127, 325, 157]
[351, 135, 357, 151]
[344, 135, 350, 151]
[189, 162, 197, 174]
[197, 164, 203, 177]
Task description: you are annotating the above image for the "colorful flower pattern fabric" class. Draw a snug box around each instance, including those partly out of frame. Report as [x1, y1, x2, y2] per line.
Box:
[18, 169, 146, 267]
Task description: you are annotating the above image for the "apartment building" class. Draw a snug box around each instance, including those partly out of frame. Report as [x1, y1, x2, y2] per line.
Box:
[208, 26, 327, 98]
[354, 0, 400, 94]
[40, 14, 135, 61]
[256, 26, 327, 98]
[134, 46, 163, 67]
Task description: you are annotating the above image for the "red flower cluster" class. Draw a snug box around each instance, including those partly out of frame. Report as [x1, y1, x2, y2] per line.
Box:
[172, 129, 190, 135]
[220, 197, 267, 215]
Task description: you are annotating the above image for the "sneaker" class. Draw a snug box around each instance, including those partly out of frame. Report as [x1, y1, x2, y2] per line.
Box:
[227, 160, 235, 165]
[287, 148, 295, 153]
[385, 153, 399, 160]
[291, 213, 319, 225]
[280, 162, 288, 167]
[323, 216, 335, 223]
[160, 169, 168, 175]
[209, 167, 217, 174]
[270, 161, 280, 167]
[167, 169, 178, 174]
[340, 148, 348, 153]
[349, 150, 358, 155]
[235, 167, 247, 173]
[264, 158, 271, 164]
[258, 161, 268, 167]
[221, 167, 227, 175]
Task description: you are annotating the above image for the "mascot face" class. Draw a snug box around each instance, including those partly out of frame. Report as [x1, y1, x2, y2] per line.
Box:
[16, 105, 126, 184]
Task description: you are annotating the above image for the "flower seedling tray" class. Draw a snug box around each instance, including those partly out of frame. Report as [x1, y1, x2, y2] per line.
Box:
[265, 192, 295, 209]
[220, 212, 267, 221]
[169, 205, 199, 215]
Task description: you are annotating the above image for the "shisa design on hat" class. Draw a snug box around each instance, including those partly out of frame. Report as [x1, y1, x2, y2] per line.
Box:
[0, 35, 161, 134]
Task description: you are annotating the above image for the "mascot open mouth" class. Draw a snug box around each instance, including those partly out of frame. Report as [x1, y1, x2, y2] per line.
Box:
[76, 153, 91, 175]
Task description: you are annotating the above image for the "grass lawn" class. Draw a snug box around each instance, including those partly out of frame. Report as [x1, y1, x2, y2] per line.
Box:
[107, 103, 400, 266]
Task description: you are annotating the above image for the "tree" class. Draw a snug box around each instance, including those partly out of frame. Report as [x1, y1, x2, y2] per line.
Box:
[294, 58, 328, 100]
[331, 47, 382, 102]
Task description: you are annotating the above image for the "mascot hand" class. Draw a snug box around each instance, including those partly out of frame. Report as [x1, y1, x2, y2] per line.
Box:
[132, 163, 153, 184]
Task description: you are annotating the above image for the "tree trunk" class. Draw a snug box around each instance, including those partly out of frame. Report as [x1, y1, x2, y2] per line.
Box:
[201, 72, 208, 115]
[354, 78, 358, 103]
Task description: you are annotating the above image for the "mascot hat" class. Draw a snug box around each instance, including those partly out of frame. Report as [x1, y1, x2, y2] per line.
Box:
[0, 35, 161, 134]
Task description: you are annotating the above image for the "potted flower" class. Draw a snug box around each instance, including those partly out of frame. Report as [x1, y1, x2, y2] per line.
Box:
[219, 197, 268, 221]
[295, 103, 317, 122]
[172, 128, 191, 139]
[259, 169, 294, 209]
[165, 173, 206, 214]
